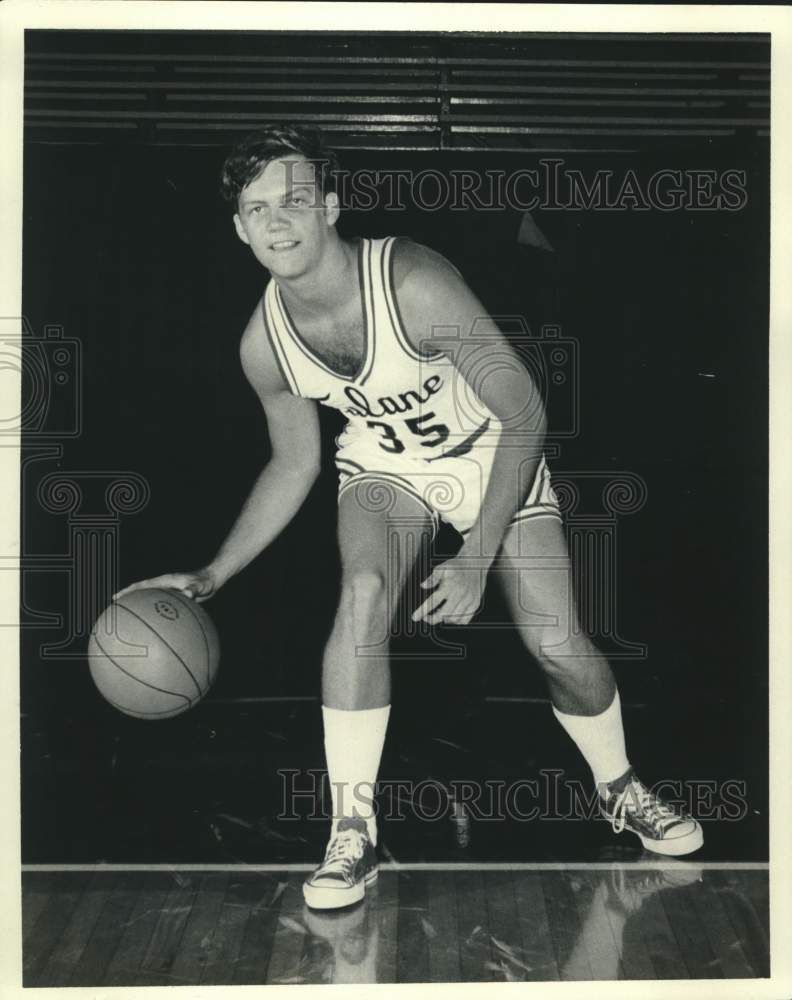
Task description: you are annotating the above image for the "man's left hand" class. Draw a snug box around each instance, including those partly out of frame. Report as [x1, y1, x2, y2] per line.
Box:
[412, 558, 486, 626]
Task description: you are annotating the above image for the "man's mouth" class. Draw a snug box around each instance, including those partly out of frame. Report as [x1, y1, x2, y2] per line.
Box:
[270, 240, 300, 252]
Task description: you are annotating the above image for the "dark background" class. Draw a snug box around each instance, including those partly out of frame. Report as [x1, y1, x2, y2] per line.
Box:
[20, 30, 769, 864]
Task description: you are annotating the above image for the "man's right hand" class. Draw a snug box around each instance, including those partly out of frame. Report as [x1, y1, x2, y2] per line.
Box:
[112, 566, 220, 603]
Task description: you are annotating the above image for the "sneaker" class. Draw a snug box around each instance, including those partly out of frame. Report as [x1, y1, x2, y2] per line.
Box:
[602, 770, 704, 857]
[605, 864, 704, 916]
[303, 817, 379, 910]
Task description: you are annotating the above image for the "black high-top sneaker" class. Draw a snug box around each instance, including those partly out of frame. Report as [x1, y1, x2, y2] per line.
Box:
[303, 817, 379, 910]
[602, 769, 703, 856]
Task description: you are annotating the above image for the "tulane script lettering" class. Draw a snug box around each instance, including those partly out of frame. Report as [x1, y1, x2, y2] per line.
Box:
[343, 374, 443, 418]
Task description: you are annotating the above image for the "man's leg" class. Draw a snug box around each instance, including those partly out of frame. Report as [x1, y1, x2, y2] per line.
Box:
[322, 480, 432, 711]
[322, 478, 432, 832]
[304, 478, 432, 909]
[494, 515, 702, 855]
[494, 515, 627, 775]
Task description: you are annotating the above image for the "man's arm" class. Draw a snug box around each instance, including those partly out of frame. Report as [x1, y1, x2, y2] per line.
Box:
[207, 302, 321, 588]
[393, 240, 547, 623]
[114, 300, 320, 601]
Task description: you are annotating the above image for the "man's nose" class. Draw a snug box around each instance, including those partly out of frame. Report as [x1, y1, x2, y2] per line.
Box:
[265, 206, 289, 229]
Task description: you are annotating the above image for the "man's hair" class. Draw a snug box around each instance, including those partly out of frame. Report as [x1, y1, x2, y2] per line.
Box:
[220, 124, 340, 208]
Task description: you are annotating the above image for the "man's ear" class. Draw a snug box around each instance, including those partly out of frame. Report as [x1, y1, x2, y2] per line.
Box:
[233, 213, 250, 245]
[324, 191, 340, 227]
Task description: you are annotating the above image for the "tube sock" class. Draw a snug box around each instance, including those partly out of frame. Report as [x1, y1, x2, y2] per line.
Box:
[551, 689, 630, 797]
[322, 704, 391, 846]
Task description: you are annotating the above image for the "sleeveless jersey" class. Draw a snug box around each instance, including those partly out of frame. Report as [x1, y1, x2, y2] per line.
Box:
[261, 236, 500, 465]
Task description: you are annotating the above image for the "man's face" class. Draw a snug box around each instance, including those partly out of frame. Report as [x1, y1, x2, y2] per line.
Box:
[233, 155, 338, 278]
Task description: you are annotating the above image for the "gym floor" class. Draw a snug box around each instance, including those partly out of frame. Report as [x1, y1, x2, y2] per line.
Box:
[22, 865, 768, 986]
[20, 696, 769, 985]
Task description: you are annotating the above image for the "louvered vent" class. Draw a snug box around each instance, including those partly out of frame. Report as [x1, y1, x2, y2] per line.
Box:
[25, 31, 769, 151]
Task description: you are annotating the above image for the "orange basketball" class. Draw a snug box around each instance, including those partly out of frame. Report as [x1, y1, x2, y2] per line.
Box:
[87, 587, 220, 719]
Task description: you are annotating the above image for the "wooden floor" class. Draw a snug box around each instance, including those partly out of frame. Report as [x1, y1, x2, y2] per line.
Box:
[21, 865, 769, 986]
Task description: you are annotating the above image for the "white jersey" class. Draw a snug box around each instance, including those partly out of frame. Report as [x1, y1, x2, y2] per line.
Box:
[262, 235, 498, 463]
[262, 235, 560, 536]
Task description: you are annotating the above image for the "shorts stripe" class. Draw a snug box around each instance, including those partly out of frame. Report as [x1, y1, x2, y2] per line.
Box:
[336, 450, 560, 539]
[510, 507, 564, 526]
[336, 469, 439, 535]
[532, 460, 554, 505]
[337, 456, 366, 477]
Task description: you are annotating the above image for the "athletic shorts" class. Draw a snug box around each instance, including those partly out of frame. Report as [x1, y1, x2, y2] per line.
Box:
[335, 435, 561, 539]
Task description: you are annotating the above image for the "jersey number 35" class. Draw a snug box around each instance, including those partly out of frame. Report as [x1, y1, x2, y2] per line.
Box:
[366, 412, 450, 454]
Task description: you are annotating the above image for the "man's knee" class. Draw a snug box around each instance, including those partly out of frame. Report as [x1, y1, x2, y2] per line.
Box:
[534, 631, 602, 675]
[338, 568, 391, 641]
[513, 607, 573, 656]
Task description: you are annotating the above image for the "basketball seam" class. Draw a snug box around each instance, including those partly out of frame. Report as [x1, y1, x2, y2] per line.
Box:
[111, 602, 204, 699]
[92, 632, 193, 705]
[165, 591, 213, 690]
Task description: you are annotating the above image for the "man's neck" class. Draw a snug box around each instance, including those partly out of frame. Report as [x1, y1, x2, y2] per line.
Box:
[276, 235, 357, 317]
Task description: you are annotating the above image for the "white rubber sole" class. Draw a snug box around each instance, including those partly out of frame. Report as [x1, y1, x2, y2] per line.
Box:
[302, 867, 378, 911]
[636, 823, 704, 857]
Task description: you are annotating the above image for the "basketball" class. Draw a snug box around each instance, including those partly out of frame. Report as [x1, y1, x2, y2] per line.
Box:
[87, 587, 220, 719]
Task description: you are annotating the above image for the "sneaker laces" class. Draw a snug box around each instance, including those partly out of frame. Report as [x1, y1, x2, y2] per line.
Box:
[610, 780, 679, 836]
[315, 828, 366, 881]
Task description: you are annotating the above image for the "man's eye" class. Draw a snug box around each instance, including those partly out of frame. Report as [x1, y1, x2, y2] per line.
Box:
[288, 197, 306, 207]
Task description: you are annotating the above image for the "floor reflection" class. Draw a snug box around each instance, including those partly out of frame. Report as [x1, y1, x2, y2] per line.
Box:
[300, 900, 379, 984]
[560, 864, 704, 980]
[20, 862, 768, 986]
[261, 861, 767, 983]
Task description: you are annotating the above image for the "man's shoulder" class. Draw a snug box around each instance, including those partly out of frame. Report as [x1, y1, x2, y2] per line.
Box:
[389, 237, 466, 304]
[238, 291, 290, 395]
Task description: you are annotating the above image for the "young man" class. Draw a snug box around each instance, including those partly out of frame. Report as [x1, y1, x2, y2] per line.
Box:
[115, 125, 702, 911]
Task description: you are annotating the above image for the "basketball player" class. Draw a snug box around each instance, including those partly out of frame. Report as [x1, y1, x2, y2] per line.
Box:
[115, 125, 703, 910]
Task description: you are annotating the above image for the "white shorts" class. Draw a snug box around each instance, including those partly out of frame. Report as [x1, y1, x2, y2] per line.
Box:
[335, 436, 561, 539]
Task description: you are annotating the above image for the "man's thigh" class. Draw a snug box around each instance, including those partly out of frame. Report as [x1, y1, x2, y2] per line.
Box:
[494, 514, 583, 651]
[337, 475, 434, 585]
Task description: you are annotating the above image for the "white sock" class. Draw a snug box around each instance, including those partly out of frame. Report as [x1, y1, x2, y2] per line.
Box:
[323, 704, 391, 846]
[551, 689, 630, 796]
